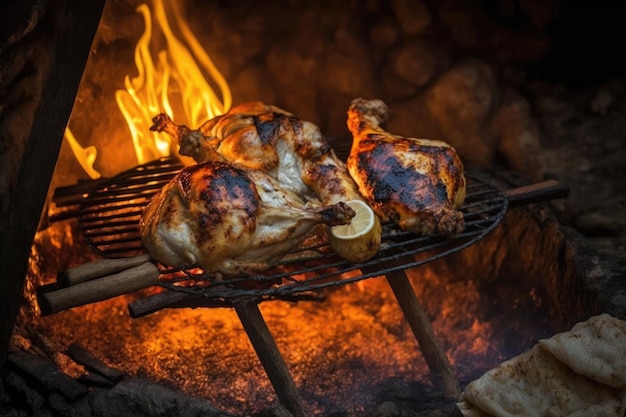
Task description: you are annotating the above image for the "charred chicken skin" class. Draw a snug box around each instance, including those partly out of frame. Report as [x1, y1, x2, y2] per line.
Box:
[346, 98, 466, 236]
[151, 102, 364, 206]
[140, 161, 354, 275]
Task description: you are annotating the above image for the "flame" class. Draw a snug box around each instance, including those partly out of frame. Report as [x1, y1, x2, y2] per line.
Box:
[66, 0, 232, 173]
[63, 128, 101, 179]
[116, 0, 231, 165]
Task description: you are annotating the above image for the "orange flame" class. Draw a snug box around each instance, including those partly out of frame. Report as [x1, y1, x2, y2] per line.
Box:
[63, 128, 101, 179]
[66, 0, 232, 175]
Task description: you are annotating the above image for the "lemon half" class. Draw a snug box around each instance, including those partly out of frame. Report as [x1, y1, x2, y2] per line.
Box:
[329, 200, 381, 262]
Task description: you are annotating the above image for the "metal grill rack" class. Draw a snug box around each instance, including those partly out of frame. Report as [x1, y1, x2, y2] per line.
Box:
[78, 156, 509, 300]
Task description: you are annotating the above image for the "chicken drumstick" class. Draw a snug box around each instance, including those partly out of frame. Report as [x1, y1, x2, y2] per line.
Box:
[346, 98, 466, 237]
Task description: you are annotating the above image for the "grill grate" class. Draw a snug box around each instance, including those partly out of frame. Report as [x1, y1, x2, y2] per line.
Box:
[78, 157, 508, 300]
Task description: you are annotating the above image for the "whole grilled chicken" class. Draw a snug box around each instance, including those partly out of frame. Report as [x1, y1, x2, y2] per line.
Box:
[140, 161, 354, 275]
[151, 102, 363, 206]
[346, 98, 466, 236]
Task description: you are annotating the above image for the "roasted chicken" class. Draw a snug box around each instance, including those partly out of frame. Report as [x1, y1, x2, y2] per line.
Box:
[140, 161, 354, 275]
[151, 102, 363, 206]
[346, 98, 466, 236]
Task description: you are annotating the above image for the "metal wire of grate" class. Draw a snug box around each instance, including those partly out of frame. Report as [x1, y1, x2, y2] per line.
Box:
[78, 157, 508, 301]
[79, 157, 183, 257]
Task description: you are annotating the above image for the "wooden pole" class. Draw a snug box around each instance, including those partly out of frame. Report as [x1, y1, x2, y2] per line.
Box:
[0, 0, 107, 370]
[58, 254, 151, 286]
[39, 262, 159, 315]
[385, 268, 461, 398]
[502, 179, 569, 207]
[233, 298, 307, 417]
[128, 290, 230, 319]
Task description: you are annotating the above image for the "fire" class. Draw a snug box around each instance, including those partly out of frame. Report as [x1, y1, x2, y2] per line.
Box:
[66, 0, 232, 176]
[63, 129, 101, 180]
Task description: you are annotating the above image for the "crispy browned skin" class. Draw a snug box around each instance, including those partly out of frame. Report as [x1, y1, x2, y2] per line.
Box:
[140, 161, 354, 275]
[346, 98, 466, 236]
[151, 102, 363, 206]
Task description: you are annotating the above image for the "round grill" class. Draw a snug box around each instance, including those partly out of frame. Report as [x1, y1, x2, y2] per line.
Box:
[78, 157, 508, 300]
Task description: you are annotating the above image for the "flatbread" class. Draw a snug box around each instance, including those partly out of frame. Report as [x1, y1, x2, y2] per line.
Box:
[539, 313, 626, 388]
[458, 314, 626, 417]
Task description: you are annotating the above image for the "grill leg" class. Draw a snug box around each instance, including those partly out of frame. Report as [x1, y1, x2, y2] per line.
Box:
[233, 297, 307, 417]
[385, 268, 461, 399]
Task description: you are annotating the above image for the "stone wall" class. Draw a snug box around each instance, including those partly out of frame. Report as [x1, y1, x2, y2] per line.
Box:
[68, 0, 561, 181]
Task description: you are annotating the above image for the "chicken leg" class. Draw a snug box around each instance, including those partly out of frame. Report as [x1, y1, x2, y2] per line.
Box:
[346, 98, 466, 236]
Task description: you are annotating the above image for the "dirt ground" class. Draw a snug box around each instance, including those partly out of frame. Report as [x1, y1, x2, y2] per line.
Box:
[525, 75, 626, 260]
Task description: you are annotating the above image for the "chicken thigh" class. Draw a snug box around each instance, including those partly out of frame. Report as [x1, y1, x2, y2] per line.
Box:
[140, 161, 354, 276]
[346, 98, 466, 236]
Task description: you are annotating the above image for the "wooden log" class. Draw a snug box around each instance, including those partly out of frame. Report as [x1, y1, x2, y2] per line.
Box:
[65, 343, 125, 382]
[128, 290, 230, 318]
[385, 268, 461, 399]
[234, 298, 306, 417]
[38, 262, 159, 315]
[128, 288, 325, 318]
[129, 290, 196, 318]
[0, 0, 106, 371]
[7, 351, 88, 400]
[77, 372, 117, 388]
[58, 254, 151, 286]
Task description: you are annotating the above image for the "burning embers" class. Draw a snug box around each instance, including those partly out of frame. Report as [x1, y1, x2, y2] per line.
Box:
[24, 218, 556, 416]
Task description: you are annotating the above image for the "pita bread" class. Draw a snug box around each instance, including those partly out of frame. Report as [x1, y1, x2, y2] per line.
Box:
[458, 314, 626, 417]
[539, 313, 626, 388]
